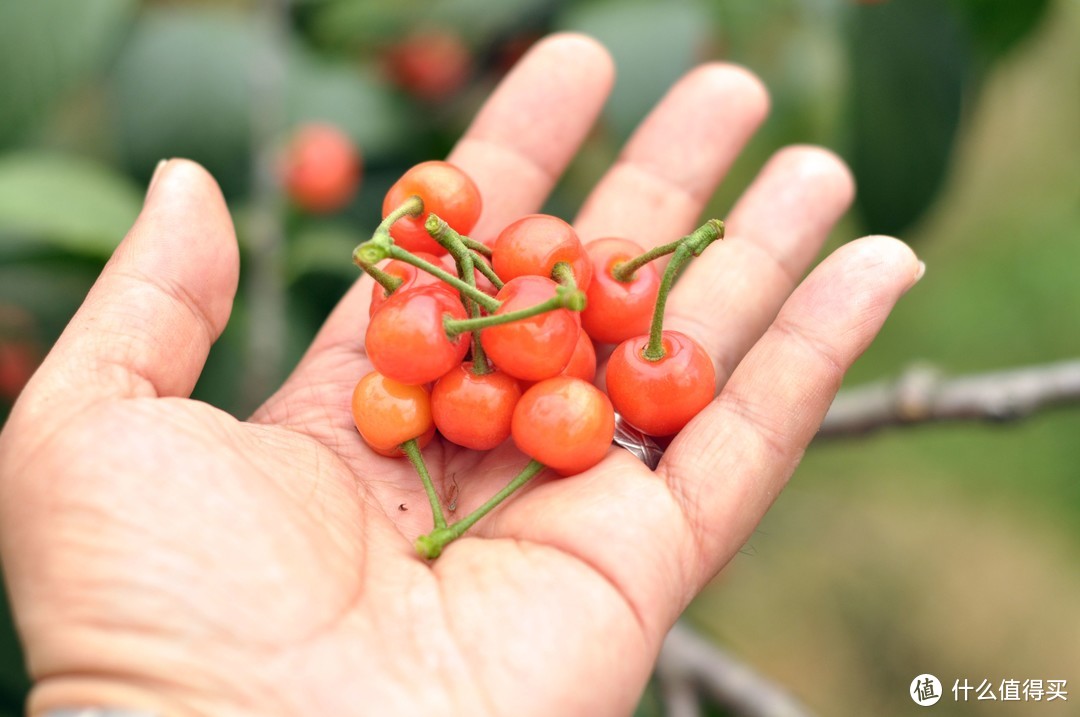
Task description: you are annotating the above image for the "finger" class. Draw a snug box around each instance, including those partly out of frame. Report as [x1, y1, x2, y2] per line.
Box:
[26, 160, 238, 411]
[262, 34, 615, 419]
[665, 146, 856, 379]
[449, 33, 616, 244]
[661, 236, 922, 588]
[574, 64, 768, 245]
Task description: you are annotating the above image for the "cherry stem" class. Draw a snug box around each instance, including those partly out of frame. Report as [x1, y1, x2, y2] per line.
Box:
[472, 252, 504, 289]
[376, 195, 424, 237]
[443, 286, 585, 339]
[350, 195, 427, 298]
[460, 235, 492, 258]
[414, 460, 545, 559]
[424, 214, 495, 375]
[551, 261, 577, 291]
[643, 219, 725, 361]
[611, 238, 683, 282]
[352, 250, 403, 295]
[401, 439, 447, 531]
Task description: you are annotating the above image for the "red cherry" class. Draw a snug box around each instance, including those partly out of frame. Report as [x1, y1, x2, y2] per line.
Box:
[580, 237, 660, 344]
[369, 252, 444, 317]
[351, 372, 435, 456]
[383, 30, 472, 103]
[480, 276, 579, 382]
[366, 285, 470, 385]
[282, 123, 361, 213]
[432, 363, 522, 450]
[562, 329, 597, 383]
[511, 377, 615, 476]
[382, 161, 482, 256]
[605, 331, 716, 436]
[492, 214, 592, 290]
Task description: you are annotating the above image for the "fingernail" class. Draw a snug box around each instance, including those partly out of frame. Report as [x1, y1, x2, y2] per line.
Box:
[913, 260, 926, 284]
[145, 159, 170, 200]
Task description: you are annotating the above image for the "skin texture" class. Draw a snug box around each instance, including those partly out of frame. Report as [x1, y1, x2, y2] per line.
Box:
[0, 35, 921, 717]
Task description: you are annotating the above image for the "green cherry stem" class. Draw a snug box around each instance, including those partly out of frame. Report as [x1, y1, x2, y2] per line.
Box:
[460, 235, 493, 258]
[401, 439, 447, 531]
[350, 195, 422, 296]
[551, 261, 577, 291]
[351, 248, 403, 295]
[389, 245, 500, 312]
[642, 219, 725, 361]
[443, 286, 585, 339]
[424, 214, 495, 375]
[472, 252, 504, 289]
[375, 195, 424, 237]
[611, 238, 683, 282]
[414, 460, 546, 559]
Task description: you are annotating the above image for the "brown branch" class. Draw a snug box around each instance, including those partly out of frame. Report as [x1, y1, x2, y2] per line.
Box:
[657, 622, 816, 717]
[818, 359, 1080, 438]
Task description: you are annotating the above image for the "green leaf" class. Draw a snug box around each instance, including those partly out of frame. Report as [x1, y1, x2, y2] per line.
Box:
[0, 153, 141, 256]
[557, 0, 711, 140]
[111, 7, 411, 196]
[287, 53, 414, 163]
[846, 0, 970, 236]
[286, 223, 364, 283]
[109, 8, 257, 195]
[948, 0, 1053, 63]
[0, 0, 137, 147]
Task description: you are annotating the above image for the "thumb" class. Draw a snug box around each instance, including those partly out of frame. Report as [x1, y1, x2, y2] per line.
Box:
[24, 159, 239, 413]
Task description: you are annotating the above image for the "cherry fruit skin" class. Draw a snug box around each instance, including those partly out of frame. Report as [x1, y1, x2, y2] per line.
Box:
[480, 276, 579, 382]
[492, 214, 592, 290]
[351, 372, 435, 457]
[369, 252, 444, 317]
[432, 363, 522, 450]
[605, 331, 716, 437]
[382, 161, 482, 256]
[366, 285, 470, 386]
[384, 30, 471, 103]
[282, 123, 361, 213]
[512, 376, 615, 476]
[581, 237, 660, 344]
[561, 329, 597, 383]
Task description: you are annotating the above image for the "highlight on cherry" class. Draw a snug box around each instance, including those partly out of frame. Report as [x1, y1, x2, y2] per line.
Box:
[348, 159, 725, 560]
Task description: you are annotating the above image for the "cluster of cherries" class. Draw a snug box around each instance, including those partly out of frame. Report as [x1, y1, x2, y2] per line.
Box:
[350, 161, 723, 557]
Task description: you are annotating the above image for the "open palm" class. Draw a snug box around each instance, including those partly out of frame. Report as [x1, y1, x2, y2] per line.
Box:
[0, 36, 919, 717]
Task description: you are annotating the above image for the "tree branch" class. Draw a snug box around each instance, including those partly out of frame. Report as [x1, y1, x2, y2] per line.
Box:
[818, 359, 1080, 438]
[657, 622, 816, 717]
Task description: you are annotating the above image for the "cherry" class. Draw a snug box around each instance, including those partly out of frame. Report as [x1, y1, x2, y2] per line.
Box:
[512, 377, 615, 476]
[282, 123, 361, 213]
[383, 29, 471, 103]
[432, 362, 522, 450]
[605, 331, 716, 436]
[479, 276, 581, 382]
[366, 284, 470, 385]
[351, 372, 435, 457]
[580, 237, 660, 344]
[492, 214, 592, 290]
[383, 162, 482, 256]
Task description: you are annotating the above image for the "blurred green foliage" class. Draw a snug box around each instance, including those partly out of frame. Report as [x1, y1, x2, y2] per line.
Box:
[0, 0, 1070, 715]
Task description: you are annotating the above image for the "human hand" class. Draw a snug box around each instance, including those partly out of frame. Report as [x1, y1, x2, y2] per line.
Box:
[0, 35, 921, 717]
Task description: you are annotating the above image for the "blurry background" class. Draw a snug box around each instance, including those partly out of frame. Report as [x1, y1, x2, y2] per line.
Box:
[0, 0, 1077, 715]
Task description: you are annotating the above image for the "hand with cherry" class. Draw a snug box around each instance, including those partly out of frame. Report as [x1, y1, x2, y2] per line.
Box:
[0, 36, 921, 717]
